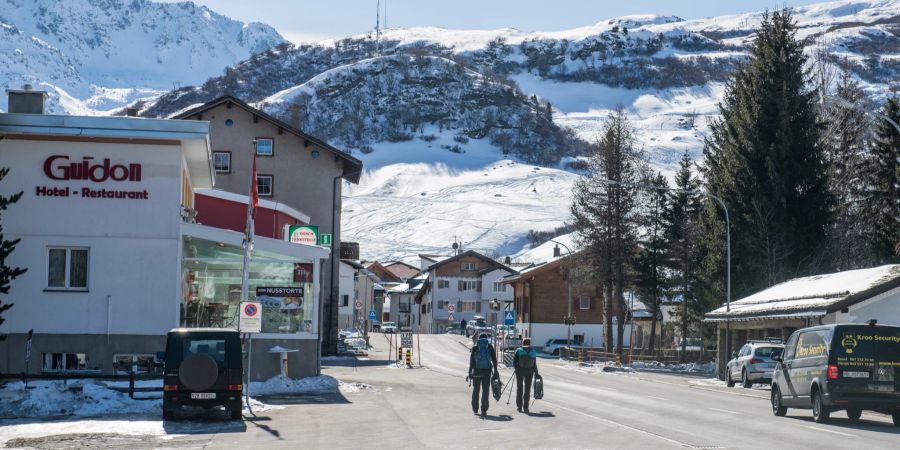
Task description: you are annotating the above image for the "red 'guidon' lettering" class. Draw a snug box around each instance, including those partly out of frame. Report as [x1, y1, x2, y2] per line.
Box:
[43, 155, 141, 182]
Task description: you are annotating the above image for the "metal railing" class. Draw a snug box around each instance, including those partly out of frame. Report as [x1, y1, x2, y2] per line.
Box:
[0, 371, 163, 399]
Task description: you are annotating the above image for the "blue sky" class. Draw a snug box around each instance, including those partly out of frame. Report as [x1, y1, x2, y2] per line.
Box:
[162, 0, 826, 43]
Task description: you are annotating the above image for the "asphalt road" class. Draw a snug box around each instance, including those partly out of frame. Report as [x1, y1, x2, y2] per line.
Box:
[4, 334, 896, 449]
[203, 333, 898, 449]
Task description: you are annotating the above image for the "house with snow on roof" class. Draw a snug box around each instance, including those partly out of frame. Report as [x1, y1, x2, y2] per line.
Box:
[704, 264, 900, 378]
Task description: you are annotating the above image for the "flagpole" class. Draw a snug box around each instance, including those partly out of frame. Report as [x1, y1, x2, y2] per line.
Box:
[242, 144, 258, 412]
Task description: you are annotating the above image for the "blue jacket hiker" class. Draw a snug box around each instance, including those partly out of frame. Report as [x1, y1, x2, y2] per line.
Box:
[468, 333, 498, 416]
[513, 338, 539, 413]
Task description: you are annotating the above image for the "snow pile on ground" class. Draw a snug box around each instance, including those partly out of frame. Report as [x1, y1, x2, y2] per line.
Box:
[0, 419, 170, 448]
[631, 361, 716, 374]
[249, 375, 339, 396]
[0, 380, 161, 419]
[339, 381, 374, 393]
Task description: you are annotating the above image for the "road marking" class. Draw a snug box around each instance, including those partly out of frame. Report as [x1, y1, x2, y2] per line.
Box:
[707, 407, 740, 415]
[647, 395, 669, 401]
[804, 426, 856, 437]
[542, 399, 697, 448]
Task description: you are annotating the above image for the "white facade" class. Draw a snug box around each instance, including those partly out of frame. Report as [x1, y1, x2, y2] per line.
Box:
[822, 286, 900, 327]
[522, 323, 633, 349]
[338, 261, 356, 330]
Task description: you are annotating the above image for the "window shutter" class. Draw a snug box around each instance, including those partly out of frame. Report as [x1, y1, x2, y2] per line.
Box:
[458, 280, 464, 290]
[477, 281, 482, 292]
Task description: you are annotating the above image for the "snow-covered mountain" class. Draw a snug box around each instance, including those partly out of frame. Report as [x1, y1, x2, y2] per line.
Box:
[0, 0, 285, 113]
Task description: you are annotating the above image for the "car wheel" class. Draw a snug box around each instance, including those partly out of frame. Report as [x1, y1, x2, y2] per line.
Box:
[741, 369, 752, 388]
[163, 409, 175, 421]
[230, 407, 243, 420]
[771, 385, 787, 416]
[846, 408, 862, 421]
[726, 370, 735, 388]
[812, 389, 830, 424]
[552, 349, 559, 356]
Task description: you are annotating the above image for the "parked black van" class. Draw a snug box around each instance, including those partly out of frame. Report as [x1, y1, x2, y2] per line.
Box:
[160, 328, 244, 420]
[770, 321, 900, 425]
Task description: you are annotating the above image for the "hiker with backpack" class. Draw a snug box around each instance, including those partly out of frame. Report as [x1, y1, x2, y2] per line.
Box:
[513, 338, 539, 413]
[468, 333, 498, 416]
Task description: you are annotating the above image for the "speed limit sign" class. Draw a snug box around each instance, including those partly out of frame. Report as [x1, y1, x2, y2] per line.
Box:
[355, 300, 363, 310]
[448, 304, 455, 313]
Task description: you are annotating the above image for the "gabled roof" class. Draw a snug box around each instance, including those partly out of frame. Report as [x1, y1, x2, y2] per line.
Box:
[172, 95, 362, 183]
[384, 261, 421, 280]
[705, 265, 900, 322]
[500, 249, 586, 284]
[425, 250, 508, 274]
[365, 261, 402, 283]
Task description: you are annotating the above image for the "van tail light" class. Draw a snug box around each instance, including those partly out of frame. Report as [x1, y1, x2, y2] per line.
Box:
[227, 384, 243, 391]
[827, 364, 839, 380]
[163, 384, 179, 391]
[750, 358, 764, 365]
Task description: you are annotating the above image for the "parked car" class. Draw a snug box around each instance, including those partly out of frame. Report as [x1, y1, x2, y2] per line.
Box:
[381, 322, 398, 333]
[445, 325, 460, 334]
[770, 321, 900, 425]
[466, 316, 489, 337]
[371, 320, 381, 332]
[726, 340, 784, 388]
[160, 328, 243, 421]
[542, 339, 580, 356]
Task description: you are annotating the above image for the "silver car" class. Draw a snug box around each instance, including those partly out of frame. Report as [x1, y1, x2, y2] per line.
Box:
[726, 341, 784, 388]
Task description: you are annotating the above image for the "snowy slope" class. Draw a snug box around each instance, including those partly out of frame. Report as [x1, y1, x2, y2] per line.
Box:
[0, 0, 286, 113]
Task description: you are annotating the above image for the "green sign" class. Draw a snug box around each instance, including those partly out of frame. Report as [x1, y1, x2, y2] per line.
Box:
[289, 225, 318, 246]
[319, 233, 332, 245]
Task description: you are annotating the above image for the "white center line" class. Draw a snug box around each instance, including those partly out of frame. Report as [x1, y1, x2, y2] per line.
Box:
[707, 407, 741, 415]
[647, 395, 669, 401]
[804, 426, 856, 437]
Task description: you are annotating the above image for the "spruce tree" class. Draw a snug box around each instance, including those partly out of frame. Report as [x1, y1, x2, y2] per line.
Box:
[700, 9, 831, 302]
[634, 172, 669, 352]
[662, 151, 703, 354]
[0, 166, 26, 340]
[861, 95, 900, 263]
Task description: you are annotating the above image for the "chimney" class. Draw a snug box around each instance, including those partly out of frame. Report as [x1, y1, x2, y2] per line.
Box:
[126, 107, 139, 117]
[553, 245, 561, 258]
[6, 84, 48, 114]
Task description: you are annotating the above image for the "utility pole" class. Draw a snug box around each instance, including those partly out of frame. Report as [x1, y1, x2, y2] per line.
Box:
[550, 239, 574, 346]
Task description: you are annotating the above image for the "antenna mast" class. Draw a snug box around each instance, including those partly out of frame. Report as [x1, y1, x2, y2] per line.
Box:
[375, 0, 381, 56]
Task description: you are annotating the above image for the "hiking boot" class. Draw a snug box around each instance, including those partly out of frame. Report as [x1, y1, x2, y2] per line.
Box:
[517, 407, 522, 413]
[480, 411, 487, 417]
[523, 407, 529, 413]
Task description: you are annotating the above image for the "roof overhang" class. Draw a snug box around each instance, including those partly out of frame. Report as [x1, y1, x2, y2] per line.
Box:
[181, 222, 330, 260]
[195, 188, 311, 223]
[704, 310, 827, 323]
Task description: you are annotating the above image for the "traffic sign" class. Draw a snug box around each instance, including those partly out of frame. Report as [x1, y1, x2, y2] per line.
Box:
[447, 304, 455, 313]
[369, 310, 376, 321]
[319, 233, 332, 245]
[448, 313, 455, 322]
[504, 310, 515, 325]
[239, 301, 262, 333]
[355, 300, 363, 310]
[401, 332, 413, 348]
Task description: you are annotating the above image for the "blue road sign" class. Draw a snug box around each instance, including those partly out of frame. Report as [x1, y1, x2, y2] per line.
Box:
[504, 310, 515, 325]
[369, 310, 376, 320]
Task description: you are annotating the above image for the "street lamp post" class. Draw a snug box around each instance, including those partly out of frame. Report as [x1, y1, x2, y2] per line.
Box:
[824, 95, 900, 135]
[550, 239, 574, 347]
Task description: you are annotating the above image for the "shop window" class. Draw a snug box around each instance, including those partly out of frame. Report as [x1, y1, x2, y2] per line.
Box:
[213, 151, 231, 173]
[579, 295, 591, 310]
[257, 175, 274, 197]
[255, 137, 274, 156]
[113, 354, 155, 374]
[437, 279, 449, 289]
[47, 247, 89, 290]
[42, 352, 87, 372]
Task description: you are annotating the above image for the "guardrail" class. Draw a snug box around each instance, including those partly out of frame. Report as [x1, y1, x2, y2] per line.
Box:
[0, 372, 163, 399]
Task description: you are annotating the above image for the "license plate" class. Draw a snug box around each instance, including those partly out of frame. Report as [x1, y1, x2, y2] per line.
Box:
[190, 393, 216, 399]
[844, 371, 869, 379]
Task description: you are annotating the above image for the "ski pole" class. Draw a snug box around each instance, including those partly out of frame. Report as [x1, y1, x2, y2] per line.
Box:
[499, 371, 515, 396]
[505, 373, 516, 405]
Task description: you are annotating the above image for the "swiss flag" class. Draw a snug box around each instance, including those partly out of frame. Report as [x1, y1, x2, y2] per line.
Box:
[250, 155, 258, 215]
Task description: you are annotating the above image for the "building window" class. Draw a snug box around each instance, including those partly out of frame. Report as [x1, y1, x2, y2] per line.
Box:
[42, 352, 87, 372]
[47, 247, 89, 290]
[255, 137, 274, 156]
[462, 262, 478, 271]
[257, 175, 274, 197]
[493, 282, 506, 293]
[437, 279, 449, 289]
[437, 300, 449, 310]
[213, 151, 231, 173]
[579, 295, 591, 310]
[458, 280, 478, 291]
[342, 295, 349, 307]
[113, 354, 155, 374]
[460, 302, 478, 312]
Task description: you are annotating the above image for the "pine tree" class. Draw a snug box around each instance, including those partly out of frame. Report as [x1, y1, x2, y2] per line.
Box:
[571, 106, 644, 353]
[662, 151, 703, 355]
[0, 166, 27, 340]
[634, 172, 669, 352]
[700, 9, 831, 303]
[821, 73, 872, 270]
[861, 95, 900, 263]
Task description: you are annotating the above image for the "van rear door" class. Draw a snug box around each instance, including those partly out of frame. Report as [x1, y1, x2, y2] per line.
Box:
[831, 325, 900, 395]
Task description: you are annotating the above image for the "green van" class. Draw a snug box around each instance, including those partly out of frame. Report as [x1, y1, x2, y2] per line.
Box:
[770, 322, 900, 425]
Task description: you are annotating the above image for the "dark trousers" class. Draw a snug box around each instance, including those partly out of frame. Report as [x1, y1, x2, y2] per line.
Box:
[471, 369, 491, 413]
[516, 369, 534, 409]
